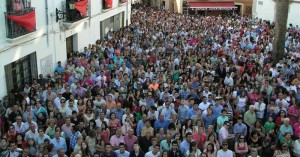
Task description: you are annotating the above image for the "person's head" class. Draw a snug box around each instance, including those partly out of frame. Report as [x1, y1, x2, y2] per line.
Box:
[238, 135, 246, 143]
[38, 128, 44, 135]
[105, 143, 112, 153]
[207, 142, 214, 153]
[153, 144, 160, 154]
[162, 150, 168, 157]
[159, 113, 165, 121]
[189, 141, 197, 152]
[116, 128, 122, 137]
[250, 148, 258, 157]
[186, 132, 192, 143]
[28, 138, 35, 146]
[133, 142, 140, 152]
[57, 148, 65, 157]
[171, 140, 178, 151]
[110, 112, 116, 119]
[55, 130, 61, 139]
[268, 116, 273, 122]
[9, 140, 17, 150]
[208, 134, 216, 142]
[249, 105, 255, 112]
[222, 141, 229, 151]
[81, 141, 88, 150]
[119, 142, 125, 153]
[283, 118, 290, 125]
[221, 109, 227, 116]
[223, 121, 230, 129]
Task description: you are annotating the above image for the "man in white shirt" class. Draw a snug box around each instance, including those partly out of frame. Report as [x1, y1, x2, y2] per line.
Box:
[24, 123, 39, 141]
[23, 115, 38, 131]
[12, 116, 26, 134]
[95, 112, 109, 128]
[145, 144, 160, 157]
[254, 98, 266, 119]
[224, 73, 234, 87]
[217, 141, 234, 157]
[198, 97, 211, 111]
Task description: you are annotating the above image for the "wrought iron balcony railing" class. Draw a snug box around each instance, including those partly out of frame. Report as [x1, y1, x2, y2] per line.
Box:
[5, 7, 36, 39]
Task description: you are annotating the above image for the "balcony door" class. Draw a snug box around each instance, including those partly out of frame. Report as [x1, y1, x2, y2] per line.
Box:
[66, 36, 74, 53]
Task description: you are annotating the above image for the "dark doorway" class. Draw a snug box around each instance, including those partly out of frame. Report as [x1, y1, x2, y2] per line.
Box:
[66, 36, 73, 53]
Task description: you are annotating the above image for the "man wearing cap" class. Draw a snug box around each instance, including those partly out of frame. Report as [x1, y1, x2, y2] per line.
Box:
[216, 140, 234, 157]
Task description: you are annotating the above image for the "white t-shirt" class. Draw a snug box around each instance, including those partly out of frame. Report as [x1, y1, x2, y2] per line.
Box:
[217, 149, 234, 157]
[145, 151, 160, 157]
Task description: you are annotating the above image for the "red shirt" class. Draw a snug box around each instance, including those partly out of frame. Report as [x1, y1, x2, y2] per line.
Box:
[293, 123, 300, 138]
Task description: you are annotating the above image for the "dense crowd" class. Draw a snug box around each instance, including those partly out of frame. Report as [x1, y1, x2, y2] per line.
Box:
[1, 5, 300, 157]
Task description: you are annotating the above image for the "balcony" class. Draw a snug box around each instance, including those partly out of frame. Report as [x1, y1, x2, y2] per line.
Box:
[102, 0, 111, 11]
[119, 0, 127, 6]
[5, 8, 36, 40]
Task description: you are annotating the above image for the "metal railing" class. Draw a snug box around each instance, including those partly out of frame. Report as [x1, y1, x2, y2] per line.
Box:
[63, 9, 86, 22]
[4, 7, 36, 39]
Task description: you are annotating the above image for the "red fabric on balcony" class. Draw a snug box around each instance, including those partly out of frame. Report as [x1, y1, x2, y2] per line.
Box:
[105, 0, 113, 8]
[75, 0, 88, 16]
[7, 10, 36, 31]
[188, 1, 236, 9]
[122, 0, 127, 2]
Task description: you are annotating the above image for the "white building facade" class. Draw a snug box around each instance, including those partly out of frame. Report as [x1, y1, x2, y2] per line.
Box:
[0, 0, 131, 98]
[253, 0, 300, 27]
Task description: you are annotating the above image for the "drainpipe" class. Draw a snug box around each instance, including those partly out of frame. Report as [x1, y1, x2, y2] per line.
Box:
[46, 0, 49, 46]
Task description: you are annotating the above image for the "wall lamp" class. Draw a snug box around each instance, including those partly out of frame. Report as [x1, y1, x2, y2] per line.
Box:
[56, 1, 75, 22]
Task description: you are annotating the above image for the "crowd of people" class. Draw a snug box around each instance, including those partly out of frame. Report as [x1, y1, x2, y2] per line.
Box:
[1, 5, 300, 157]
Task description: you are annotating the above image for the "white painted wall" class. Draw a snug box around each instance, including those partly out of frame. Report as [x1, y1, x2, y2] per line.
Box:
[0, 0, 131, 98]
[255, 0, 300, 27]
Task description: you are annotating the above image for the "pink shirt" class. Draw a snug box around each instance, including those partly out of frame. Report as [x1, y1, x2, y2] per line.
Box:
[110, 135, 124, 147]
[218, 126, 229, 145]
[61, 123, 74, 138]
[293, 123, 300, 138]
[124, 135, 138, 152]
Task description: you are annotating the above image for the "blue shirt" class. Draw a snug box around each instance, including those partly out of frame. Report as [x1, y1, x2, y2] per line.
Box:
[187, 108, 197, 119]
[233, 123, 248, 136]
[154, 119, 169, 132]
[178, 105, 189, 122]
[213, 104, 223, 117]
[55, 66, 64, 74]
[114, 150, 130, 157]
[112, 108, 125, 122]
[179, 140, 190, 156]
[202, 114, 216, 129]
[51, 137, 67, 153]
[136, 120, 145, 136]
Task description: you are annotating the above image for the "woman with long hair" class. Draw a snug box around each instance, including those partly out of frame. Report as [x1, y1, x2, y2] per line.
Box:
[85, 130, 96, 155]
[80, 141, 90, 157]
[234, 135, 249, 157]
[273, 142, 291, 157]
[186, 141, 201, 157]
[203, 133, 220, 153]
[182, 119, 193, 138]
[109, 112, 121, 136]
[204, 143, 216, 157]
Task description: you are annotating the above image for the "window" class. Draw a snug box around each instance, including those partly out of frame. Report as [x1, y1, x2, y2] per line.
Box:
[5, 52, 38, 93]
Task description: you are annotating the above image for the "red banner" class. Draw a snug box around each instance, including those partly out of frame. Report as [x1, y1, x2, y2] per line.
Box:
[75, 0, 88, 16]
[7, 10, 36, 31]
[122, 0, 127, 2]
[105, 0, 112, 8]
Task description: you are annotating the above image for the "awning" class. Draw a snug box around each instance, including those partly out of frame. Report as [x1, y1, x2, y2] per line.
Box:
[188, 1, 237, 10]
